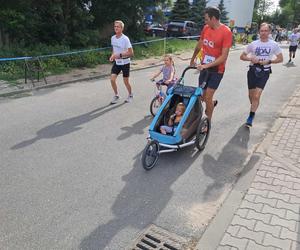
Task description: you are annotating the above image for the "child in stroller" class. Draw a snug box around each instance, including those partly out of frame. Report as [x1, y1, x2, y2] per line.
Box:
[160, 102, 185, 135]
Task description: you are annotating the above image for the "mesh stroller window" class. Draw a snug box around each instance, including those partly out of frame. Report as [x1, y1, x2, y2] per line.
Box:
[181, 97, 202, 140]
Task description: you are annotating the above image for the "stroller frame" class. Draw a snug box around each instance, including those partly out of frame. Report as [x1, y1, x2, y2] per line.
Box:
[142, 66, 211, 170]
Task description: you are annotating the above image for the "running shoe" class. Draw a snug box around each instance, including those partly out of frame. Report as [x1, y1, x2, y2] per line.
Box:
[125, 94, 133, 103]
[213, 100, 218, 107]
[110, 95, 120, 104]
[245, 115, 254, 127]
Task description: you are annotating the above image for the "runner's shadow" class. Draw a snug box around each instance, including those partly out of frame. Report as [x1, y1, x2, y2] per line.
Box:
[11, 103, 125, 150]
[79, 146, 200, 250]
[284, 62, 297, 67]
[201, 125, 259, 202]
[117, 115, 153, 140]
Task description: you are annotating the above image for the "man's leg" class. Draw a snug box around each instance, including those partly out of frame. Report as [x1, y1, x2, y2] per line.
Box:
[122, 63, 133, 102]
[246, 67, 263, 127]
[203, 87, 216, 121]
[199, 71, 222, 121]
[110, 74, 118, 95]
[123, 77, 132, 95]
[246, 88, 263, 127]
[249, 88, 263, 112]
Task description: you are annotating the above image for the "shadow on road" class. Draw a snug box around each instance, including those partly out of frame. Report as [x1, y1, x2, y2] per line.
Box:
[79, 146, 201, 249]
[117, 115, 153, 140]
[11, 103, 125, 150]
[201, 125, 259, 202]
[283, 62, 297, 67]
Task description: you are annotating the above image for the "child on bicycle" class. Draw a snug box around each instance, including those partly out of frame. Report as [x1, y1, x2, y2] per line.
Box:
[151, 54, 176, 90]
[160, 102, 185, 135]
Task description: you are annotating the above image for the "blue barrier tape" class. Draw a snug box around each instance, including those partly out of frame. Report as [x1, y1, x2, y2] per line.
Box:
[38, 46, 112, 59]
[0, 56, 32, 62]
[132, 38, 166, 45]
[0, 36, 198, 62]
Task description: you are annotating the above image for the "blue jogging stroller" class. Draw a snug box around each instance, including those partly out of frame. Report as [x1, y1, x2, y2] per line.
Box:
[142, 66, 211, 170]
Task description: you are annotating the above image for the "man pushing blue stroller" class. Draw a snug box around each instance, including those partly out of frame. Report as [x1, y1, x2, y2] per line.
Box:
[142, 66, 211, 170]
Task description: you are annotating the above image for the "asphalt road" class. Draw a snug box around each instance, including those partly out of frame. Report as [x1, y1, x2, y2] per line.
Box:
[0, 46, 299, 250]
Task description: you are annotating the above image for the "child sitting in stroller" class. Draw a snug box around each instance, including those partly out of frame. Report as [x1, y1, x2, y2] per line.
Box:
[160, 102, 185, 135]
[151, 54, 176, 90]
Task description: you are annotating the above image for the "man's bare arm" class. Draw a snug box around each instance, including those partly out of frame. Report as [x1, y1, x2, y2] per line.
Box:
[190, 38, 203, 66]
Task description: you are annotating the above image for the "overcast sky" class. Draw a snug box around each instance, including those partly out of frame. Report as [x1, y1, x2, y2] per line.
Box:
[272, 0, 279, 8]
[270, 0, 280, 12]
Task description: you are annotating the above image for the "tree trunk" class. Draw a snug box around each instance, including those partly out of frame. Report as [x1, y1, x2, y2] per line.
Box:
[0, 28, 3, 48]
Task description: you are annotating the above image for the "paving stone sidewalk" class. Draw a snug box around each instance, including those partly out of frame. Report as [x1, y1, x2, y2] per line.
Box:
[216, 88, 300, 250]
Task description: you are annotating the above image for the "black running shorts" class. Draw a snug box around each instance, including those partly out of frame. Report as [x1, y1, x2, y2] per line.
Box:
[198, 70, 223, 90]
[247, 67, 270, 90]
[111, 62, 130, 77]
[289, 45, 297, 52]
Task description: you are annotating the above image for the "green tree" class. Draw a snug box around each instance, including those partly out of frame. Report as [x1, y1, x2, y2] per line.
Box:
[0, 0, 96, 48]
[190, 0, 207, 27]
[282, 0, 300, 25]
[0, 0, 172, 49]
[218, 0, 229, 24]
[169, 0, 191, 21]
[88, 0, 170, 41]
[253, 0, 273, 24]
[145, 0, 172, 25]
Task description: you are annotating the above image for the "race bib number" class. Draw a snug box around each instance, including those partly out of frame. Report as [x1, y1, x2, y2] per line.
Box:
[115, 58, 130, 65]
[115, 59, 123, 65]
[203, 55, 216, 64]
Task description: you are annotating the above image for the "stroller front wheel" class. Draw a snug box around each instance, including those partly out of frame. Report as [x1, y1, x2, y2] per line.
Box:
[195, 117, 210, 151]
[142, 140, 160, 170]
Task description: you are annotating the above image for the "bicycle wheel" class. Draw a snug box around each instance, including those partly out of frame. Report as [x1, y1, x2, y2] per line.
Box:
[195, 117, 210, 151]
[150, 96, 163, 116]
[142, 140, 160, 170]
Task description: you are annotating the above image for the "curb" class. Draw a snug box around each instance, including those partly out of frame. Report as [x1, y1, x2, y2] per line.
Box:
[0, 62, 164, 98]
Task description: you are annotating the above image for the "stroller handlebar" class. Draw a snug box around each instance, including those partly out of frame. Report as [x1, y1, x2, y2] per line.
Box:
[176, 66, 211, 89]
[176, 66, 197, 85]
[180, 66, 197, 78]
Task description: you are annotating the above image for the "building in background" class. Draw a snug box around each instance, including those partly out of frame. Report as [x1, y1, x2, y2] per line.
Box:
[205, 0, 255, 28]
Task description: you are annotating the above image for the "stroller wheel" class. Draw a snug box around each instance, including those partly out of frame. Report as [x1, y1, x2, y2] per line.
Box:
[142, 140, 160, 170]
[195, 117, 210, 151]
[150, 96, 163, 117]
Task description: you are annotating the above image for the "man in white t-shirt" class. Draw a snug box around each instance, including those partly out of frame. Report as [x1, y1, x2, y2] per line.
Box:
[109, 20, 134, 104]
[240, 23, 283, 127]
[288, 28, 300, 63]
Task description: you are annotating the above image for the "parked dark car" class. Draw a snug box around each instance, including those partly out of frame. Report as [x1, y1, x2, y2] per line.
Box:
[144, 23, 166, 37]
[167, 21, 200, 38]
